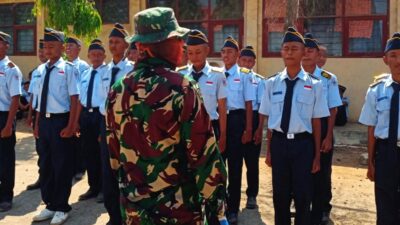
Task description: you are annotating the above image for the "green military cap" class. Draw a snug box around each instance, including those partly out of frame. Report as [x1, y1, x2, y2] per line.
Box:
[126, 7, 189, 44]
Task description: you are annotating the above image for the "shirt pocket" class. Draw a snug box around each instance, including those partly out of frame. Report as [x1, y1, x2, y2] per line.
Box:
[296, 94, 314, 119]
[271, 94, 284, 116]
[202, 83, 217, 97]
[53, 70, 68, 93]
[376, 99, 390, 126]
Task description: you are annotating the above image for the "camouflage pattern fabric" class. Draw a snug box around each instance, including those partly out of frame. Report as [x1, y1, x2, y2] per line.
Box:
[106, 57, 227, 225]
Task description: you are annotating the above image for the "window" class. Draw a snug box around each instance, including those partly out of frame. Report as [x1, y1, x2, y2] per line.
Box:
[0, 3, 36, 56]
[262, 0, 388, 57]
[147, 0, 244, 55]
[94, 0, 129, 24]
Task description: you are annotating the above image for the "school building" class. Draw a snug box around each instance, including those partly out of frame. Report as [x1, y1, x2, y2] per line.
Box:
[0, 0, 399, 122]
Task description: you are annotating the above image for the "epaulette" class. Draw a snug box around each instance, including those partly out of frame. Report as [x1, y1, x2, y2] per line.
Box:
[370, 80, 384, 88]
[267, 73, 279, 79]
[211, 67, 223, 74]
[306, 72, 319, 80]
[240, 67, 250, 74]
[176, 65, 188, 72]
[373, 73, 390, 83]
[254, 73, 265, 79]
[7, 62, 15, 68]
[321, 70, 332, 79]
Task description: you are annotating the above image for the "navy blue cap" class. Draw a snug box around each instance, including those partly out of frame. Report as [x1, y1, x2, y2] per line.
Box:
[0, 31, 11, 44]
[66, 37, 81, 46]
[88, 39, 105, 52]
[240, 45, 256, 58]
[282, 27, 305, 45]
[39, 39, 44, 49]
[385, 32, 400, 53]
[186, 29, 208, 46]
[129, 42, 137, 50]
[109, 23, 129, 39]
[44, 28, 64, 42]
[304, 33, 319, 49]
[222, 36, 239, 50]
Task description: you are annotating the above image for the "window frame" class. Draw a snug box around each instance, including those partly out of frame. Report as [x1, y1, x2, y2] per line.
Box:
[0, 2, 37, 56]
[262, 0, 389, 58]
[147, 0, 244, 56]
[95, 0, 130, 24]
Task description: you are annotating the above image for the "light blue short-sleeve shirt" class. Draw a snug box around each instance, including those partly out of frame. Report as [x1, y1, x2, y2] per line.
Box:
[0, 56, 22, 111]
[100, 58, 134, 115]
[359, 75, 400, 139]
[313, 66, 342, 109]
[259, 68, 330, 134]
[79, 63, 109, 108]
[36, 58, 79, 113]
[177, 61, 227, 120]
[72, 57, 90, 82]
[250, 71, 265, 111]
[28, 63, 46, 110]
[224, 64, 256, 111]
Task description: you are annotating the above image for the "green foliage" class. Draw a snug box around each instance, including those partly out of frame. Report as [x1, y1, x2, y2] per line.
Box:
[33, 0, 102, 43]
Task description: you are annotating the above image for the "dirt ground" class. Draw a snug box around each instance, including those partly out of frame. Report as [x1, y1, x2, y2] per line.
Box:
[0, 121, 376, 225]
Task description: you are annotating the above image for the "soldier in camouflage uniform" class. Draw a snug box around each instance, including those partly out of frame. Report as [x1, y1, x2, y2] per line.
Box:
[105, 7, 227, 225]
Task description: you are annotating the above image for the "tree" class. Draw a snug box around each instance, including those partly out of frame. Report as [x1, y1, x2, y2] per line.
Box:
[34, 0, 102, 42]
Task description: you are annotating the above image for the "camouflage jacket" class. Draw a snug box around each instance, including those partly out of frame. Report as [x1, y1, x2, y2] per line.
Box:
[106, 57, 227, 225]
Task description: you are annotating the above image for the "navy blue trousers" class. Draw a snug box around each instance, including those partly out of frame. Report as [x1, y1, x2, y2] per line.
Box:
[374, 139, 400, 225]
[0, 112, 16, 203]
[100, 116, 122, 225]
[80, 108, 102, 192]
[38, 113, 74, 212]
[243, 111, 261, 198]
[271, 132, 314, 225]
[311, 117, 333, 224]
[226, 110, 246, 214]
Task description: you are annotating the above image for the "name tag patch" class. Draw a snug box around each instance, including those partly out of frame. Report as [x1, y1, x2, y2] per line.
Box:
[273, 91, 282, 95]
[377, 96, 388, 102]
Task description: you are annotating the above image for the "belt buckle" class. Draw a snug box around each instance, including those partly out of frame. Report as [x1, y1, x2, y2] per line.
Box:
[88, 108, 93, 113]
[45, 113, 50, 118]
[287, 133, 295, 139]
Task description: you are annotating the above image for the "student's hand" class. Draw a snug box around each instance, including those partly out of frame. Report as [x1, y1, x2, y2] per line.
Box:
[241, 129, 252, 144]
[254, 127, 263, 145]
[1, 126, 12, 138]
[265, 151, 272, 167]
[26, 117, 33, 127]
[311, 157, 320, 173]
[60, 126, 74, 138]
[321, 136, 333, 152]
[33, 126, 39, 139]
[367, 161, 375, 182]
[218, 133, 226, 153]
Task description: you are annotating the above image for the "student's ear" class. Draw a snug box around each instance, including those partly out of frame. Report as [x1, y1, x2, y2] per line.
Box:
[383, 55, 389, 66]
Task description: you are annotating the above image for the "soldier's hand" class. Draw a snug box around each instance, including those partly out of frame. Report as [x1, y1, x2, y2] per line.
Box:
[60, 126, 74, 138]
[218, 134, 226, 153]
[367, 162, 375, 182]
[311, 157, 320, 173]
[265, 151, 272, 167]
[1, 126, 12, 138]
[321, 136, 333, 152]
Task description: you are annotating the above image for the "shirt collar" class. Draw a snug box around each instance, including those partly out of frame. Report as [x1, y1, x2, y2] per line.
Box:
[224, 63, 238, 76]
[189, 61, 212, 77]
[384, 75, 395, 88]
[312, 66, 322, 77]
[111, 57, 127, 68]
[46, 57, 64, 69]
[0, 56, 10, 66]
[72, 57, 80, 65]
[279, 67, 307, 82]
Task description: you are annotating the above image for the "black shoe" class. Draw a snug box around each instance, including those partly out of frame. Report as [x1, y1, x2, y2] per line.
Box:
[96, 192, 104, 203]
[227, 212, 238, 224]
[26, 179, 40, 190]
[78, 189, 99, 201]
[0, 202, 12, 212]
[246, 196, 258, 209]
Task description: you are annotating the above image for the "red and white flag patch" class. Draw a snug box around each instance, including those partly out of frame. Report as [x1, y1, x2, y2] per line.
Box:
[234, 78, 241, 83]
[304, 85, 312, 90]
[206, 81, 213, 85]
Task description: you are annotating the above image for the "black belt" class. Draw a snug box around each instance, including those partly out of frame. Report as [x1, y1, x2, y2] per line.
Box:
[376, 138, 400, 147]
[40, 112, 69, 119]
[272, 131, 312, 140]
[228, 109, 245, 115]
[0, 111, 9, 115]
[83, 107, 100, 113]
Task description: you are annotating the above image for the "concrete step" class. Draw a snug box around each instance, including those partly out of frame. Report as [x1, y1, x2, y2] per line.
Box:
[334, 123, 367, 146]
